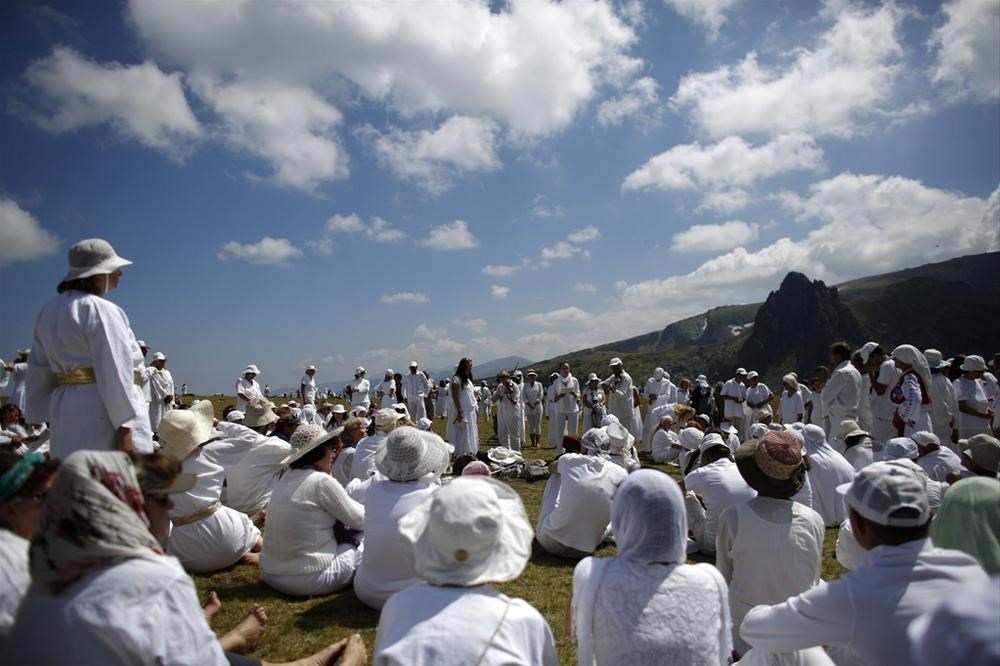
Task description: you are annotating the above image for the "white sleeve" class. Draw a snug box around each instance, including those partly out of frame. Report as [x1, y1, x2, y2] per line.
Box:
[84, 301, 147, 430]
[316, 476, 365, 529]
[740, 581, 855, 653]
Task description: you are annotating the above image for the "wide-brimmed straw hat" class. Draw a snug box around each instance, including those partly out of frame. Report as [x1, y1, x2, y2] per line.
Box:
[735, 431, 807, 498]
[397, 476, 533, 587]
[375, 427, 450, 482]
[331, 404, 347, 414]
[62, 238, 132, 283]
[282, 423, 338, 466]
[836, 419, 868, 441]
[243, 397, 278, 428]
[486, 446, 522, 466]
[160, 400, 216, 462]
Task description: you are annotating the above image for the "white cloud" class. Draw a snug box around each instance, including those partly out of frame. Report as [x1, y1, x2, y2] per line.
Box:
[420, 220, 480, 250]
[188, 73, 347, 191]
[19, 47, 200, 156]
[0, 198, 60, 267]
[381, 291, 429, 305]
[491, 285, 510, 301]
[482, 263, 523, 277]
[671, 3, 905, 138]
[663, 0, 741, 40]
[520, 305, 591, 327]
[217, 237, 303, 266]
[530, 195, 566, 219]
[596, 76, 661, 127]
[128, 0, 645, 137]
[567, 225, 602, 243]
[573, 282, 598, 293]
[541, 241, 591, 262]
[306, 238, 334, 256]
[452, 318, 489, 333]
[671, 220, 760, 252]
[697, 188, 752, 214]
[362, 334, 509, 374]
[324, 213, 404, 243]
[414, 323, 446, 339]
[364, 115, 501, 193]
[929, 0, 1000, 100]
[321, 354, 345, 365]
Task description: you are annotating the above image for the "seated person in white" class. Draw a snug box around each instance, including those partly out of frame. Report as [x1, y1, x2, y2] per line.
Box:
[159, 401, 262, 573]
[717, 432, 825, 658]
[740, 461, 989, 666]
[801, 424, 856, 527]
[683, 432, 756, 556]
[2, 450, 364, 666]
[350, 408, 404, 482]
[374, 476, 557, 665]
[606, 421, 641, 473]
[332, 417, 366, 488]
[834, 420, 875, 472]
[536, 429, 627, 559]
[260, 425, 365, 596]
[910, 431, 962, 483]
[354, 427, 449, 610]
[651, 414, 683, 464]
[571, 469, 733, 666]
[218, 398, 290, 518]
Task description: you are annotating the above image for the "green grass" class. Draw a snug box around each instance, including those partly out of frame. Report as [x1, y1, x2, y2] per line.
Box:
[188, 396, 846, 665]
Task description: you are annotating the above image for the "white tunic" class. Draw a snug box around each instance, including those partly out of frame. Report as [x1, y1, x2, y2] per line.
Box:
[495, 382, 522, 450]
[447, 376, 479, 457]
[7, 363, 27, 413]
[722, 379, 747, 420]
[821, 361, 862, 425]
[26, 291, 153, 456]
[375, 583, 557, 666]
[537, 454, 627, 554]
[604, 372, 634, 428]
[350, 377, 371, 408]
[803, 441, 856, 527]
[0, 530, 29, 652]
[217, 422, 291, 515]
[779, 392, 805, 424]
[402, 372, 429, 402]
[374, 379, 395, 406]
[928, 373, 959, 444]
[300, 373, 317, 404]
[234, 376, 261, 412]
[148, 367, 174, 433]
[954, 376, 991, 437]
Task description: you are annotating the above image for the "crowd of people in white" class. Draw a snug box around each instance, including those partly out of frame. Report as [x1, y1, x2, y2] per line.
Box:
[1, 239, 998, 666]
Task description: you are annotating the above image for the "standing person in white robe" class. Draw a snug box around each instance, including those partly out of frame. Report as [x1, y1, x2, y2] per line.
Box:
[582, 374, 606, 432]
[235, 365, 262, 412]
[493, 371, 523, 451]
[866, 344, 902, 443]
[4, 350, 29, 414]
[373, 370, 396, 409]
[25, 239, 154, 457]
[546, 373, 561, 448]
[553, 363, 581, 452]
[745, 372, 774, 432]
[642, 368, 674, 444]
[721, 368, 748, 434]
[603, 358, 635, 434]
[954, 355, 993, 439]
[134, 340, 152, 415]
[299, 365, 317, 406]
[853, 349, 875, 433]
[821, 342, 862, 437]
[148, 352, 174, 435]
[522, 370, 545, 448]
[349, 367, 371, 410]
[924, 349, 959, 449]
[159, 401, 262, 572]
[402, 362, 429, 421]
[512, 370, 527, 446]
[801, 424, 855, 527]
[631, 385, 644, 441]
[779, 375, 804, 424]
[448, 358, 479, 457]
[891, 345, 934, 438]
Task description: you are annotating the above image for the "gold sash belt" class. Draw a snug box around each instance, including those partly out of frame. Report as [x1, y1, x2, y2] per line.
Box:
[171, 501, 220, 527]
[53, 367, 96, 387]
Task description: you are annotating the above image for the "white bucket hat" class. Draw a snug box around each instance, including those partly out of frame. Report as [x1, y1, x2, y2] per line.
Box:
[836, 419, 868, 441]
[152, 352, 167, 361]
[375, 427, 450, 482]
[282, 423, 338, 466]
[961, 355, 987, 372]
[331, 404, 347, 414]
[923, 349, 945, 369]
[587, 373, 599, 382]
[62, 238, 132, 283]
[397, 476, 533, 587]
[609, 357, 623, 367]
[243, 397, 278, 428]
[699, 432, 729, 453]
[375, 408, 404, 429]
[160, 400, 216, 462]
[244, 364, 260, 375]
[836, 461, 929, 527]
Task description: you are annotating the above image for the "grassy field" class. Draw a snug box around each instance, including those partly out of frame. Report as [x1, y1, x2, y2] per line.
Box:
[188, 395, 846, 665]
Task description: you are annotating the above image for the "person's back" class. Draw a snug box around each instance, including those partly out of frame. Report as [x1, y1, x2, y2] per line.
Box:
[350, 431, 387, 481]
[538, 453, 626, 554]
[224, 432, 290, 515]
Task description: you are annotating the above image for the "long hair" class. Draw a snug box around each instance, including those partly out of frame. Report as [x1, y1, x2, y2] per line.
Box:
[455, 357, 474, 386]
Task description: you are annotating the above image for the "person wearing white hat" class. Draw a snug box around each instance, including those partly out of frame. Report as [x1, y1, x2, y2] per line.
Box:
[259, 425, 365, 596]
[801, 424, 856, 527]
[909, 431, 962, 482]
[641, 368, 675, 445]
[299, 365, 318, 407]
[954, 355, 993, 439]
[744, 371, 774, 434]
[606, 421, 640, 472]
[373, 370, 396, 409]
[720, 369, 748, 437]
[741, 461, 989, 665]
[581, 374, 606, 433]
[492, 371, 523, 452]
[326, 403, 348, 432]
[651, 414, 682, 464]
[682, 432, 756, 555]
[864, 344, 902, 444]
[25, 239, 154, 458]
[449, 358, 480, 458]
[353, 427, 449, 610]
[375, 476, 556, 664]
[602, 358, 635, 434]
[158, 401, 262, 573]
[147, 352, 174, 435]
[521, 370, 544, 448]
[348, 367, 371, 410]
[834, 419, 875, 471]
[349, 408, 405, 482]
[889, 345, 933, 438]
[820, 342, 862, 438]
[218, 398, 291, 518]
[235, 365, 262, 412]
[779, 374, 804, 424]
[401, 362, 429, 422]
[923, 349, 960, 448]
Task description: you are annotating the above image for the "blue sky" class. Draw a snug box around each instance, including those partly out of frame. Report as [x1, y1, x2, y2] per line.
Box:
[1, 0, 997, 393]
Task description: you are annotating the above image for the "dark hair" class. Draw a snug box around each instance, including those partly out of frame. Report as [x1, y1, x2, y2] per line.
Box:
[221, 405, 236, 418]
[851, 507, 930, 545]
[830, 341, 852, 363]
[290, 441, 334, 469]
[455, 358, 474, 385]
[0, 451, 61, 503]
[0, 403, 21, 424]
[562, 435, 582, 454]
[57, 276, 103, 295]
[452, 453, 478, 475]
[134, 452, 182, 495]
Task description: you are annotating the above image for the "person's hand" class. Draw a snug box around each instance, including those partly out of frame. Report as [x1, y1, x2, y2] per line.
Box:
[114, 426, 134, 453]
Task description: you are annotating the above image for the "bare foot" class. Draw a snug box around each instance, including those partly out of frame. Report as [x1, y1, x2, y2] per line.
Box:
[263, 633, 367, 666]
[218, 603, 268, 653]
[251, 508, 267, 528]
[241, 551, 260, 566]
[203, 590, 222, 623]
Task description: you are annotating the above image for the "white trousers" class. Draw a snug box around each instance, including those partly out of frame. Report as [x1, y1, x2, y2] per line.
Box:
[262, 543, 362, 596]
[553, 411, 579, 454]
[406, 398, 427, 421]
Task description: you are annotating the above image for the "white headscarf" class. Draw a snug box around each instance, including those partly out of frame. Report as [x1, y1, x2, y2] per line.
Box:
[612, 470, 687, 565]
[891, 344, 932, 392]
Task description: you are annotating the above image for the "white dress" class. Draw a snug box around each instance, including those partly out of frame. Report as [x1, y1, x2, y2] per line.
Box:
[234, 377, 261, 412]
[148, 367, 174, 433]
[495, 382, 522, 451]
[522, 381, 545, 435]
[605, 372, 634, 431]
[26, 291, 153, 456]
[7, 363, 27, 413]
[350, 377, 371, 409]
[447, 376, 479, 457]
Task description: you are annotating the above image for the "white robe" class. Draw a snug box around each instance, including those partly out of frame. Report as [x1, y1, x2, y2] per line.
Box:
[604, 372, 634, 431]
[7, 363, 27, 413]
[447, 377, 479, 457]
[26, 291, 153, 456]
[234, 377, 261, 412]
[148, 367, 174, 433]
[495, 382, 522, 451]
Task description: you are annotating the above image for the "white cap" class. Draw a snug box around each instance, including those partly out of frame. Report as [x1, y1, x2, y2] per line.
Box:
[355, 366, 366, 374]
[609, 357, 622, 366]
[859, 341, 879, 364]
[884, 437, 919, 460]
[244, 364, 260, 375]
[136, 340, 149, 348]
[306, 365, 316, 371]
[152, 352, 167, 361]
[836, 461, 929, 527]
[225, 410, 245, 422]
[747, 370, 759, 380]
[385, 368, 394, 375]
[910, 431, 940, 448]
[961, 355, 987, 372]
[409, 361, 418, 367]
[736, 367, 747, 376]
[699, 432, 728, 453]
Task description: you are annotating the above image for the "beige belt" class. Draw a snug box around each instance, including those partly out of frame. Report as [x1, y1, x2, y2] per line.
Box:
[53, 367, 96, 387]
[171, 501, 220, 527]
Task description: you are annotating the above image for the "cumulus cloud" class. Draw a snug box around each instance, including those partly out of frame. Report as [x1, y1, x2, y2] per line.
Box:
[662, 0, 741, 40]
[452, 318, 489, 333]
[671, 220, 760, 252]
[671, 3, 905, 138]
[491, 285, 510, 301]
[929, 0, 1000, 100]
[530, 195, 566, 219]
[482, 263, 523, 277]
[324, 213, 403, 243]
[381, 291, 429, 305]
[414, 323, 446, 339]
[541, 241, 591, 262]
[363, 334, 508, 373]
[520, 306, 591, 327]
[567, 225, 602, 243]
[217, 237, 303, 266]
[420, 220, 480, 250]
[364, 115, 501, 193]
[306, 238, 334, 256]
[596, 76, 661, 127]
[18, 47, 200, 156]
[0, 198, 60, 267]
[573, 282, 598, 293]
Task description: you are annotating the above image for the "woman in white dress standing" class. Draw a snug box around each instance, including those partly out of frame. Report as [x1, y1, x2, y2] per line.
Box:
[448, 358, 479, 457]
[492, 371, 522, 451]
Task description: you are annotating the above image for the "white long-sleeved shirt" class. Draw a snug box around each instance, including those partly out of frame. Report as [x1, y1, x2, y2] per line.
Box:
[234, 376, 261, 412]
[217, 421, 291, 515]
[604, 372, 634, 424]
[822, 361, 862, 423]
[740, 539, 989, 666]
[721, 379, 746, 419]
[402, 372, 429, 402]
[928, 372, 959, 441]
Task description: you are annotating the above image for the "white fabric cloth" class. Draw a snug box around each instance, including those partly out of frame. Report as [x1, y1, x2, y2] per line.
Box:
[652, 428, 682, 464]
[234, 376, 261, 412]
[260, 468, 364, 594]
[0, 530, 29, 651]
[331, 446, 355, 487]
[717, 497, 826, 656]
[740, 538, 989, 666]
[147, 367, 174, 433]
[375, 583, 557, 666]
[917, 446, 962, 482]
[822, 361, 862, 427]
[582, 387, 606, 431]
[928, 373, 959, 444]
[2, 555, 227, 666]
[447, 376, 479, 457]
[374, 379, 396, 407]
[722, 378, 747, 420]
[351, 431, 388, 482]
[350, 377, 371, 408]
[495, 381, 523, 450]
[857, 373, 874, 432]
[954, 376, 991, 438]
[780, 391, 805, 424]
[26, 291, 154, 456]
[6, 363, 27, 413]
[403, 372, 429, 420]
[843, 438, 875, 472]
[555, 374, 581, 413]
[604, 372, 634, 431]
[802, 426, 856, 527]
[644, 377, 674, 409]
[216, 421, 290, 515]
[684, 458, 757, 554]
[353, 479, 437, 609]
[871, 361, 902, 441]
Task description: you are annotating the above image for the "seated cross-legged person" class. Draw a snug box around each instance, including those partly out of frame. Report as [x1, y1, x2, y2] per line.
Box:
[683, 433, 756, 556]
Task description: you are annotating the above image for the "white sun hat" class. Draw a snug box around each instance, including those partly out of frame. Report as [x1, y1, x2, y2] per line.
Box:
[416, 417, 433, 431]
[581, 427, 611, 454]
[243, 397, 277, 428]
[375, 408, 404, 429]
[244, 364, 260, 375]
[225, 410, 245, 423]
[306, 364, 316, 371]
[375, 426, 450, 482]
[609, 357, 623, 366]
[486, 446, 522, 466]
[699, 432, 728, 453]
[836, 460, 929, 527]
[961, 355, 987, 372]
[282, 423, 338, 466]
[152, 352, 167, 361]
[606, 422, 633, 453]
[884, 437, 919, 460]
[355, 366, 366, 374]
[160, 400, 216, 462]
[679, 427, 704, 451]
[409, 361, 418, 368]
[587, 373, 599, 382]
[331, 404, 347, 414]
[62, 238, 132, 283]
[397, 476, 533, 587]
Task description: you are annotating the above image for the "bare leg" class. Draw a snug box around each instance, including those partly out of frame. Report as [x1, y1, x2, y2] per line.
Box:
[218, 604, 268, 653]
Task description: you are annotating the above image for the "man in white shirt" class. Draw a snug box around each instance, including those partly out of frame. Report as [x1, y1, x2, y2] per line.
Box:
[402, 362, 429, 421]
[744, 371, 774, 433]
[924, 349, 959, 449]
[953, 355, 994, 439]
[552, 363, 581, 449]
[602, 358, 634, 434]
[740, 461, 989, 665]
[683, 433, 756, 555]
[349, 367, 371, 410]
[235, 365, 262, 412]
[299, 365, 317, 406]
[148, 352, 174, 435]
[721, 369, 748, 437]
[373, 370, 396, 409]
[866, 345, 901, 443]
[822, 341, 862, 437]
[536, 435, 627, 558]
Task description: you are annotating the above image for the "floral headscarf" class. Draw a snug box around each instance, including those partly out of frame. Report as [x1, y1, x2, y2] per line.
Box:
[30, 451, 163, 594]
